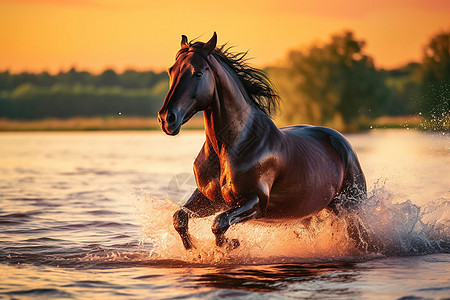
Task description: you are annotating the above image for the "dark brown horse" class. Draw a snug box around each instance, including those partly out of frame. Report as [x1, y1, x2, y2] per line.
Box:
[158, 33, 367, 250]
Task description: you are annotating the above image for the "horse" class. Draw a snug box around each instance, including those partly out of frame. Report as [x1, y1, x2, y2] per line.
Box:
[158, 32, 367, 250]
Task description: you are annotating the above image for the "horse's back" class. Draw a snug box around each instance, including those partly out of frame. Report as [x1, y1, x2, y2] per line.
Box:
[281, 124, 345, 142]
[282, 125, 357, 165]
[280, 125, 358, 165]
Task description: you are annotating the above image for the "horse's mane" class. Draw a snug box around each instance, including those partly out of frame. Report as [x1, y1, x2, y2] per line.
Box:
[181, 42, 280, 116]
[212, 45, 280, 116]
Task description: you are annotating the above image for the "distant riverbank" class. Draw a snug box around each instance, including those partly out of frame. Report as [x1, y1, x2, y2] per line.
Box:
[0, 116, 205, 132]
[0, 115, 426, 132]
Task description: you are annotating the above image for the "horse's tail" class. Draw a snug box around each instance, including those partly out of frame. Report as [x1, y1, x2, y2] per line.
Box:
[328, 133, 367, 213]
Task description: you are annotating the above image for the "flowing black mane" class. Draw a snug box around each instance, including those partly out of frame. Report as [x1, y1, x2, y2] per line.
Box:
[212, 45, 280, 116]
[178, 42, 280, 116]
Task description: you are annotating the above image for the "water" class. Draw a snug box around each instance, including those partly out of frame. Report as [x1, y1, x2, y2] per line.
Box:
[0, 129, 449, 299]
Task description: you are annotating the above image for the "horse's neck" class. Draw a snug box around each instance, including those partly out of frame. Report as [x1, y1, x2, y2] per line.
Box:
[203, 57, 257, 154]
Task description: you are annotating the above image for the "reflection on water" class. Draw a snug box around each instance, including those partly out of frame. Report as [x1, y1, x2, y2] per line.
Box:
[2, 255, 449, 299]
[0, 130, 449, 299]
[193, 263, 359, 292]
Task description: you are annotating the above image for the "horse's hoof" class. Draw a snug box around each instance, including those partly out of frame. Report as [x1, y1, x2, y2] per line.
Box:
[183, 242, 194, 250]
[181, 236, 195, 250]
[230, 239, 240, 249]
[225, 239, 240, 251]
[215, 234, 226, 247]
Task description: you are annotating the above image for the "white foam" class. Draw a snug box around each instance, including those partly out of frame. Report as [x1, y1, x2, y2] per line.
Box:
[133, 183, 449, 264]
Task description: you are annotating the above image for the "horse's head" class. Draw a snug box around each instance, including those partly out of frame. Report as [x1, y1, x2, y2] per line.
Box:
[158, 33, 217, 135]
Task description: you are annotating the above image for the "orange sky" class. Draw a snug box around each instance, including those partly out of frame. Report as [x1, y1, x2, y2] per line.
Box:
[1, 0, 449, 74]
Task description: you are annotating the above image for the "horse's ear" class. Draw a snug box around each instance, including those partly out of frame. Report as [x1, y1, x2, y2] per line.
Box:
[203, 32, 217, 54]
[181, 35, 189, 48]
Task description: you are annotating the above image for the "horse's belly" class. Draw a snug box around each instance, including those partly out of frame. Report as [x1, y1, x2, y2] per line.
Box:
[265, 144, 344, 218]
[265, 181, 337, 218]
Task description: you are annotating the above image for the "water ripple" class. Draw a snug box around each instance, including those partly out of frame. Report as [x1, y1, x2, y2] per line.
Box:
[5, 288, 74, 298]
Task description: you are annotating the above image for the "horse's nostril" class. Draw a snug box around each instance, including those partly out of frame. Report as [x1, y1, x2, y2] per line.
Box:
[167, 112, 176, 124]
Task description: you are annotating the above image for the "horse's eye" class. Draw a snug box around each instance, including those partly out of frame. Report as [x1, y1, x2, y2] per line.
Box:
[194, 71, 203, 77]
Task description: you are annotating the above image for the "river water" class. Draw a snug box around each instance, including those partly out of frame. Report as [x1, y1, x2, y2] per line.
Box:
[0, 129, 449, 299]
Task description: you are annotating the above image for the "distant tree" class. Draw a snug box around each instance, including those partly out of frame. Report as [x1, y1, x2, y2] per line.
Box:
[57, 67, 92, 86]
[98, 69, 119, 86]
[419, 29, 450, 121]
[282, 31, 391, 129]
[383, 62, 421, 115]
[0, 71, 12, 90]
[120, 69, 143, 88]
[10, 72, 38, 90]
[118, 70, 169, 89]
[35, 71, 56, 88]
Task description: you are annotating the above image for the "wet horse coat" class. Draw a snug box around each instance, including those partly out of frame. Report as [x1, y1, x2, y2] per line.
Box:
[158, 33, 366, 249]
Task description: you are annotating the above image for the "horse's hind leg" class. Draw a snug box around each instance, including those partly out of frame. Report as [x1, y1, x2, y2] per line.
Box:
[330, 169, 382, 252]
[345, 214, 381, 253]
[328, 132, 367, 212]
[327, 157, 378, 252]
[328, 155, 367, 213]
[173, 189, 225, 250]
[328, 190, 376, 252]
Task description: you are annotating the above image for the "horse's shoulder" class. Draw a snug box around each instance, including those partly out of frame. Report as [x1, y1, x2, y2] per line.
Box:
[194, 142, 220, 176]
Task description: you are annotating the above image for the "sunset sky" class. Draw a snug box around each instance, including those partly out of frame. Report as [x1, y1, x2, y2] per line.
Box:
[1, 0, 449, 74]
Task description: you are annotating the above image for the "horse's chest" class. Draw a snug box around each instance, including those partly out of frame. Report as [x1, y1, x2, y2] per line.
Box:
[219, 177, 236, 206]
[219, 159, 260, 205]
[195, 157, 254, 206]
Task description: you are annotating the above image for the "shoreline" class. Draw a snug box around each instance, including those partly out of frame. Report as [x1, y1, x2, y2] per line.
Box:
[0, 117, 205, 132]
[0, 115, 430, 132]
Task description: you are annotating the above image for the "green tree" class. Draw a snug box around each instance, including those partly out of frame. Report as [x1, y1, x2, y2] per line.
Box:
[98, 69, 119, 86]
[279, 31, 391, 129]
[419, 29, 449, 125]
[0, 71, 12, 90]
[383, 62, 421, 115]
[57, 67, 92, 86]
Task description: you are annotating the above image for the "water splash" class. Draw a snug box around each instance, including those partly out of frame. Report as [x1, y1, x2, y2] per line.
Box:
[358, 182, 449, 255]
[419, 82, 450, 132]
[421, 110, 450, 132]
[133, 183, 449, 265]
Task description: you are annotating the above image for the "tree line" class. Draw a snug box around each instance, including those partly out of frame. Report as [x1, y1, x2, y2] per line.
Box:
[0, 69, 168, 119]
[0, 29, 448, 130]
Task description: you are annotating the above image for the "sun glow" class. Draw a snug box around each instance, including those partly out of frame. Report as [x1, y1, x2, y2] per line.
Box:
[1, 0, 449, 73]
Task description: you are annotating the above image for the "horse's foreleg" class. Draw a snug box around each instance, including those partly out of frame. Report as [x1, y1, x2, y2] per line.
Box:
[173, 209, 193, 249]
[212, 195, 260, 247]
[173, 189, 224, 250]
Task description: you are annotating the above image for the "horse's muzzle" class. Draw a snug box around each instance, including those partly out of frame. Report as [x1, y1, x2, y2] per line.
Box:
[158, 110, 181, 136]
